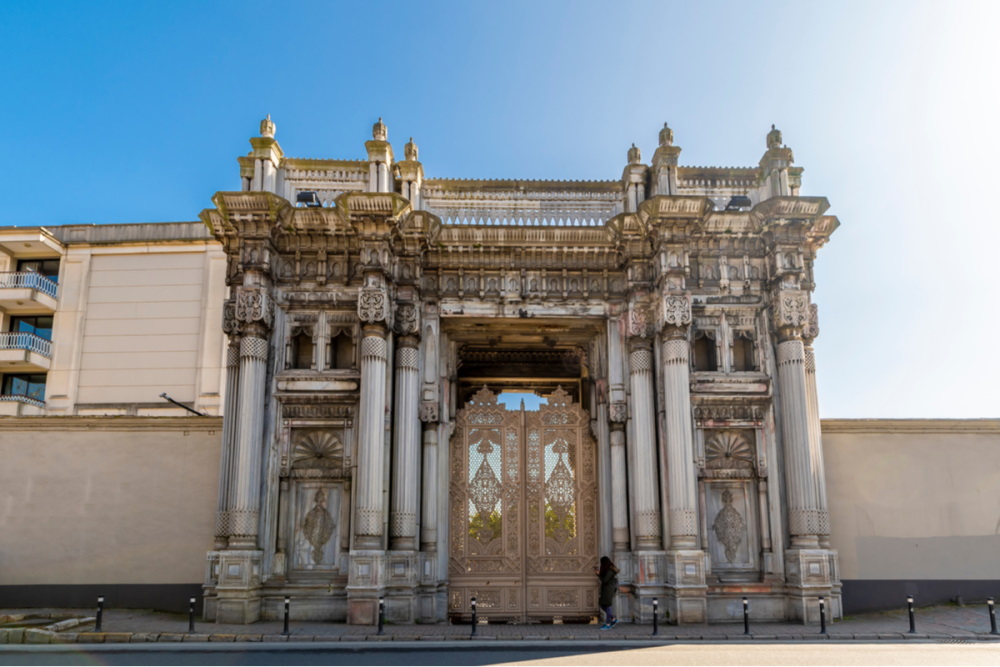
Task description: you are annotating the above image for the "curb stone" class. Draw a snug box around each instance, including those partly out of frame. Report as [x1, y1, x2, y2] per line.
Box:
[182, 634, 211, 642]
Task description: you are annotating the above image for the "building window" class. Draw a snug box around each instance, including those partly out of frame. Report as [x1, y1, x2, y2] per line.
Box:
[2, 373, 46, 401]
[693, 331, 718, 372]
[9, 315, 53, 340]
[330, 331, 355, 370]
[291, 331, 314, 370]
[731, 331, 756, 372]
[17, 258, 60, 283]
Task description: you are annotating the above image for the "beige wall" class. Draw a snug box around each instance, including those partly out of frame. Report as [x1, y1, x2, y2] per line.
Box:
[0, 418, 221, 585]
[45, 241, 227, 416]
[823, 419, 1000, 580]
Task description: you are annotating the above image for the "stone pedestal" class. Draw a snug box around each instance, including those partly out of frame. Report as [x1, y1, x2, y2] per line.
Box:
[664, 550, 707, 624]
[416, 551, 441, 623]
[631, 550, 666, 623]
[346, 550, 385, 625]
[384, 550, 418, 623]
[211, 550, 263, 624]
[784, 548, 840, 622]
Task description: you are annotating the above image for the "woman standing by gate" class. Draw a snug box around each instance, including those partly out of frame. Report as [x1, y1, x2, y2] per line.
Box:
[594, 556, 619, 629]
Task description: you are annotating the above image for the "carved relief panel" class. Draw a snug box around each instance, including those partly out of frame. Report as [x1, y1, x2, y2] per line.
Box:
[698, 429, 762, 580]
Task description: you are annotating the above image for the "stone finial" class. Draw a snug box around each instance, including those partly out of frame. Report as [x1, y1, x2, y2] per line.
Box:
[405, 137, 418, 161]
[627, 143, 641, 165]
[659, 122, 673, 147]
[373, 117, 388, 141]
[767, 124, 782, 149]
[260, 114, 276, 139]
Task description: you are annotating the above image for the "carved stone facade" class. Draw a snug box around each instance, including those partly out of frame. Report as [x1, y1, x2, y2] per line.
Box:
[201, 117, 840, 625]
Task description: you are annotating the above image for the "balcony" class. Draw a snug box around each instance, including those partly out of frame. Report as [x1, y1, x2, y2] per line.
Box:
[0, 394, 45, 416]
[0, 331, 52, 371]
[0, 272, 58, 313]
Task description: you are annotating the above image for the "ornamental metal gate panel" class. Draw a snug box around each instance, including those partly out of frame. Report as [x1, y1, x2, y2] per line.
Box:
[448, 386, 598, 622]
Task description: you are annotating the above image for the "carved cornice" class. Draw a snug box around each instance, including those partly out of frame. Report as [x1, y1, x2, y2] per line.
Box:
[0, 416, 224, 431]
[821, 419, 1000, 435]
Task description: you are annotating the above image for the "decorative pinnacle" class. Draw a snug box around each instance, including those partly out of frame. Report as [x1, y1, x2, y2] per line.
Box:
[767, 124, 783, 149]
[373, 117, 388, 141]
[259, 114, 276, 139]
[659, 122, 673, 147]
[627, 143, 641, 165]
[405, 136, 418, 161]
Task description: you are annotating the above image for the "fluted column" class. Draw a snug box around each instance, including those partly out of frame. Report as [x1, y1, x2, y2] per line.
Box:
[773, 292, 821, 548]
[356, 323, 389, 549]
[628, 339, 662, 550]
[609, 420, 630, 551]
[420, 421, 439, 551]
[213, 338, 241, 549]
[390, 334, 420, 550]
[662, 333, 698, 548]
[803, 304, 830, 547]
[228, 333, 269, 548]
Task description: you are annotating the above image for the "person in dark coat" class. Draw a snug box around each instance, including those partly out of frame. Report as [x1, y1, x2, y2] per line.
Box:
[594, 555, 620, 629]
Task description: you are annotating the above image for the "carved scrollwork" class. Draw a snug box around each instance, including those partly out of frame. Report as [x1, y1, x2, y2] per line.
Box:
[775, 290, 809, 331]
[608, 402, 627, 423]
[222, 300, 242, 336]
[661, 294, 692, 329]
[235, 287, 274, 329]
[395, 302, 419, 336]
[419, 401, 439, 423]
[358, 285, 391, 325]
[628, 304, 653, 338]
[803, 303, 820, 340]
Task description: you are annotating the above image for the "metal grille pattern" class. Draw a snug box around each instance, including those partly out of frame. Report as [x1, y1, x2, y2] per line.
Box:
[449, 386, 597, 621]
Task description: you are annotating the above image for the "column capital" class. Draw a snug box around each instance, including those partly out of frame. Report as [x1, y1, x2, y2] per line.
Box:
[802, 303, 820, 343]
[234, 286, 274, 336]
[773, 290, 810, 340]
[659, 292, 692, 338]
[358, 284, 393, 326]
[628, 302, 654, 339]
[394, 302, 420, 337]
[609, 402, 628, 424]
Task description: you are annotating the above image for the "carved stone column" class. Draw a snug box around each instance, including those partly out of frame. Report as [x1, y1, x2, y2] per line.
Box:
[626, 303, 665, 622]
[802, 304, 830, 548]
[214, 286, 273, 624]
[628, 337, 661, 550]
[774, 290, 837, 622]
[348, 282, 391, 625]
[390, 305, 420, 550]
[773, 292, 820, 548]
[214, 321, 241, 550]
[658, 294, 707, 623]
[608, 415, 629, 552]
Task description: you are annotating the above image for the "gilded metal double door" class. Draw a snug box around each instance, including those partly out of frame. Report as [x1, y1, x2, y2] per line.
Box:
[449, 387, 598, 622]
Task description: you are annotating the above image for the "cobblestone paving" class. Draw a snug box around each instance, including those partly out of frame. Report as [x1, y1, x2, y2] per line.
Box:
[2, 604, 999, 643]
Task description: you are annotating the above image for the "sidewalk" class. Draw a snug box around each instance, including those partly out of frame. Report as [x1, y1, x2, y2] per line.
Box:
[2, 604, 998, 644]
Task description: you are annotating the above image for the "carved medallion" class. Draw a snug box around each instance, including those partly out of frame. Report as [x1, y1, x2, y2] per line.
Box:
[712, 489, 746, 564]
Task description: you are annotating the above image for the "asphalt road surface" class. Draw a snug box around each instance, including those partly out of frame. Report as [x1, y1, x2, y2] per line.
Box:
[1, 641, 998, 666]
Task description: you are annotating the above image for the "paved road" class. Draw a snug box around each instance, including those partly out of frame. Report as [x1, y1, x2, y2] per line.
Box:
[2, 641, 998, 666]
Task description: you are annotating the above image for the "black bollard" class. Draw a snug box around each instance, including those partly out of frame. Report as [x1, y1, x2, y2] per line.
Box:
[819, 596, 827, 634]
[743, 597, 750, 636]
[282, 596, 290, 636]
[652, 598, 659, 636]
[377, 597, 385, 636]
[988, 598, 997, 635]
[95, 596, 105, 632]
[470, 596, 478, 637]
[907, 595, 916, 634]
[188, 596, 196, 633]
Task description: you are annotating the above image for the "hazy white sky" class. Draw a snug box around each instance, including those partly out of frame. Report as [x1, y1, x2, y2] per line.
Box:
[1, 0, 996, 418]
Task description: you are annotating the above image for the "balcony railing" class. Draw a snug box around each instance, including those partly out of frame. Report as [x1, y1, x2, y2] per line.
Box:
[0, 331, 52, 357]
[0, 394, 45, 408]
[0, 271, 58, 298]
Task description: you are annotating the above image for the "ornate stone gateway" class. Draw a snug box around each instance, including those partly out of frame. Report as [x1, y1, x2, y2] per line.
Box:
[449, 387, 598, 622]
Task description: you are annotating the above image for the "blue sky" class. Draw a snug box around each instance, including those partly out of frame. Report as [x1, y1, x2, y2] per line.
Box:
[1, 0, 996, 418]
